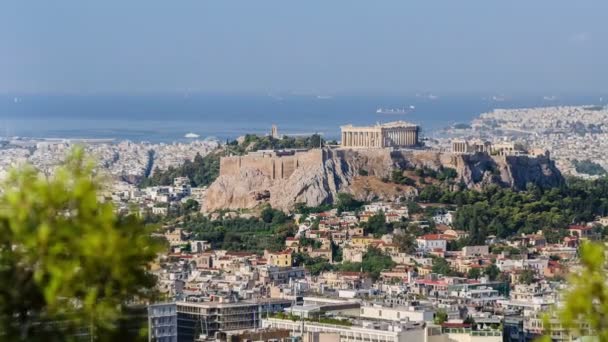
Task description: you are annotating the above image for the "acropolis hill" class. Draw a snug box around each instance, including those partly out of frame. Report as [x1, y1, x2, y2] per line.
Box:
[203, 123, 563, 212]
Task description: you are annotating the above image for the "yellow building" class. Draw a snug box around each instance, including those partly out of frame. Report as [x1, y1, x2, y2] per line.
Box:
[264, 250, 292, 267]
[351, 236, 379, 248]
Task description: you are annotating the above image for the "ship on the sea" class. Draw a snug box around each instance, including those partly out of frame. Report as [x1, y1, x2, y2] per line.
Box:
[376, 106, 415, 115]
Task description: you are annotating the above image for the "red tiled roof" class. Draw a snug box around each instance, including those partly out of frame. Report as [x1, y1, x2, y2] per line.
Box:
[436, 224, 451, 232]
[268, 250, 292, 255]
[568, 225, 592, 231]
[419, 234, 449, 241]
[415, 279, 448, 286]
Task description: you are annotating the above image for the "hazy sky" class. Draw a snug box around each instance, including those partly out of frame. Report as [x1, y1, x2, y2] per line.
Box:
[1, 1, 607, 94]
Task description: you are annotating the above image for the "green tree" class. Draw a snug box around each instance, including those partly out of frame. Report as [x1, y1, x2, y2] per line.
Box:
[365, 211, 389, 237]
[406, 201, 423, 215]
[140, 152, 221, 188]
[333, 247, 396, 280]
[467, 267, 482, 279]
[519, 269, 535, 285]
[336, 193, 363, 213]
[541, 242, 608, 341]
[0, 148, 160, 341]
[182, 199, 200, 213]
[331, 241, 343, 262]
[484, 264, 501, 281]
[391, 169, 415, 186]
[419, 185, 444, 202]
[393, 232, 417, 254]
[434, 309, 448, 325]
[432, 257, 453, 275]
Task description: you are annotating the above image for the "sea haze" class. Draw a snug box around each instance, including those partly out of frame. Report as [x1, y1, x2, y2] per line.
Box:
[0, 93, 604, 143]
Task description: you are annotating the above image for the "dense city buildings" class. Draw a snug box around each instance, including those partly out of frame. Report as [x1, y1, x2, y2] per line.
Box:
[440, 105, 608, 177]
[0, 118, 605, 342]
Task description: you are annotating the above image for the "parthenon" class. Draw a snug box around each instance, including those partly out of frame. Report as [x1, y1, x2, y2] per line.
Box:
[340, 121, 420, 148]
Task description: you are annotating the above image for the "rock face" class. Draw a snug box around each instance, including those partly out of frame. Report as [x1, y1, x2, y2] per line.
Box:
[202, 148, 564, 212]
[391, 150, 564, 190]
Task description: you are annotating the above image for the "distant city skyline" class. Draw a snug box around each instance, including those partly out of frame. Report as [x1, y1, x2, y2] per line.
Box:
[1, 0, 607, 94]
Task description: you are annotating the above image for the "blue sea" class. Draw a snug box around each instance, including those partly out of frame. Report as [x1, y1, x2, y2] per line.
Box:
[0, 93, 604, 143]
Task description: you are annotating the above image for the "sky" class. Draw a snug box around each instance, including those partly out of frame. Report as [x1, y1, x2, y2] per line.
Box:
[1, 0, 607, 94]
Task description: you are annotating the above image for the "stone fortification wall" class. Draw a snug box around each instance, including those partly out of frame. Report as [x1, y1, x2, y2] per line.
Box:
[205, 147, 564, 212]
[219, 149, 324, 180]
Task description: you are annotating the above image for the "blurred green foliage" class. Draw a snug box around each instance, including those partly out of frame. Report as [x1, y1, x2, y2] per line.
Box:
[0, 147, 160, 341]
[541, 242, 608, 341]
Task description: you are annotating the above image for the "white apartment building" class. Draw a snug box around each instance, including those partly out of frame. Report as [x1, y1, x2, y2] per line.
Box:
[360, 304, 434, 322]
[263, 318, 424, 342]
[416, 234, 448, 252]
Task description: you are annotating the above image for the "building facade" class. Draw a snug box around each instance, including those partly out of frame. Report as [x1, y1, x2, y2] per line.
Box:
[340, 121, 420, 148]
[148, 303, 178, 342]
[263, 318, 424, 342]
[265, 250, 293, 267]
[175, 299, 291, 341]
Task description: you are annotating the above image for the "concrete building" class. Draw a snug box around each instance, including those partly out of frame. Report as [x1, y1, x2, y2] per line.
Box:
[148, 303, 178, 342]
[340, 121, 420, 148]
[263, 317, 424, 342]
[265, 250, 293, 267]
[359, 304, 434, 322]
[426, 325, 502, 342]
[176, 298, 291, 341]
[462, 246, 490, 257]
[416, 234, 448, 252]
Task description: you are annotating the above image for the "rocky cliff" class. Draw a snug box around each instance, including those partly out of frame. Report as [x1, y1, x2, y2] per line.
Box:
[202, 148, 563, 212]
